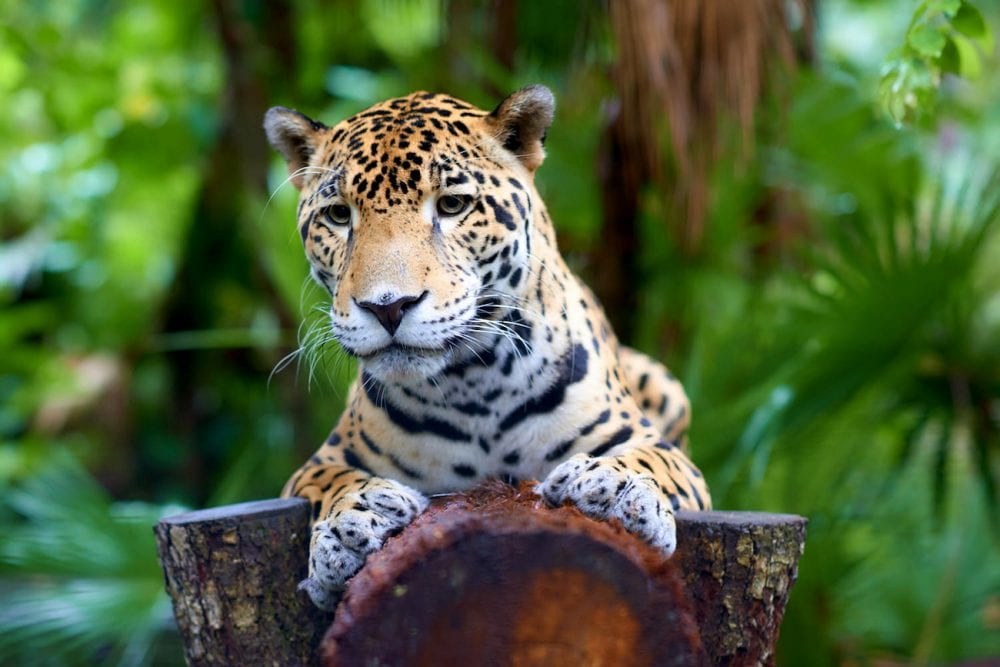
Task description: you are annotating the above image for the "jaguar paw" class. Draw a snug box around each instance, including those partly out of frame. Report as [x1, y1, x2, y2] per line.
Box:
[302, 478, 428, 610]
[537, 453, 676, 556]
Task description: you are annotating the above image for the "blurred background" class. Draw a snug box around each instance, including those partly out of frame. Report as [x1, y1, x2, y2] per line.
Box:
[1, 0, 998, 664]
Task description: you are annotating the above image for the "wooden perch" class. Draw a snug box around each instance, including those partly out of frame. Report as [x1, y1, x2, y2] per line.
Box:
[154, 499, 332, 665]
[155, 482, 806, 666]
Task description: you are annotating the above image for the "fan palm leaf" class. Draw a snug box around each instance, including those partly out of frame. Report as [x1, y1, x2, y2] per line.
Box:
[0, 453, 182, 666]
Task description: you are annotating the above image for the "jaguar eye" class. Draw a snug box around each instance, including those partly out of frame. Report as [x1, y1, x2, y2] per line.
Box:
[324, 204, 352, 226]
[436, 195, 468, 217]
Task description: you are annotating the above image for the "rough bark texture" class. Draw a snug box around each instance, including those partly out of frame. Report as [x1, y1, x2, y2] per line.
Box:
[156, 485, 806, 666]
[154, 499, 332, 666]
[674, 510, 807, 666]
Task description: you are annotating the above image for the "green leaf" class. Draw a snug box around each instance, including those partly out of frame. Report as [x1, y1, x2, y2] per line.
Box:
[940, 37, 961, 74]
[909, 24, 948, 57]
[952, 3, 987, 39]
[877, 59, 938, 125]
[952, 33, 983, 79]
[929, 0, 963, 14]
[956, 1, 995, 51]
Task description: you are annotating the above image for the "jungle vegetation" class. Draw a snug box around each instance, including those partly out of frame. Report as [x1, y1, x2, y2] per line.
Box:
[0, 0, 998, 664]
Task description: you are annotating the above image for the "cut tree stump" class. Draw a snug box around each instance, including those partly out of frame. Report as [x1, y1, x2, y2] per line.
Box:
[155, 482, 806, 666]
[154, 499, 333, 665]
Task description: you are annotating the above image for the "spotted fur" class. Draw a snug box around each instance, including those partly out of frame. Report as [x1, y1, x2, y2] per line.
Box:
[265, 85, 711, 611]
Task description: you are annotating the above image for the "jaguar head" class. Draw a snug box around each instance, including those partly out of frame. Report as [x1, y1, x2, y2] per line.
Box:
[265, 85, 555, 382]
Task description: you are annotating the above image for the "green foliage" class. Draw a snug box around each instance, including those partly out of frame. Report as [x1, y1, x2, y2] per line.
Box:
[361, 0, 442, 59]
[878, 0, 994, 125]
[0, 454, 183, 665]
[630, 16, 1000, 659]
[834, 449, 999, 662]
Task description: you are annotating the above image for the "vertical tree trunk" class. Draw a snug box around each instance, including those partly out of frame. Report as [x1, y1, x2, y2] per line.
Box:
[489, 0, 519, 72]
[674, 510, 807, 665]
[596, 0, 815, 343]
[594, 105, 642, 341]
[159, 0, 313, 499]
[155, 499, 332, 666]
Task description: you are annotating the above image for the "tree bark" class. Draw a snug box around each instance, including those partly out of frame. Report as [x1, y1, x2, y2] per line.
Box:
[156, 485, 805, 666]
[673, 510, 807, 665]
[594, 103, 642, 342]
[154, 499, 332, 666]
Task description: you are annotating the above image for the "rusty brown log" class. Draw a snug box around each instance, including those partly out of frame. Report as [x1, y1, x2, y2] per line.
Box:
[323, 482, 705, 666]
[155, 484, 805, 666]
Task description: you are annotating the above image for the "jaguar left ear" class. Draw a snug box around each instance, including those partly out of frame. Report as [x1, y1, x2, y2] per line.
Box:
[488, 84, 555, 171]
[264, 106, 328, 189]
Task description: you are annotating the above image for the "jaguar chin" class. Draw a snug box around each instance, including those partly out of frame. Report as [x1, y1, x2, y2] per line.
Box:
[357, 342, 453, 382]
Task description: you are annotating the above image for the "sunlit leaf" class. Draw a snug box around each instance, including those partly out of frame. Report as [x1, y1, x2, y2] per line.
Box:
[952, 33, 983, 79]
[909, 24, 947, 57]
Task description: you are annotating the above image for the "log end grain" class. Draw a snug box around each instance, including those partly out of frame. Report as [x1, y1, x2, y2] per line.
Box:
[322, 481, 707, 667]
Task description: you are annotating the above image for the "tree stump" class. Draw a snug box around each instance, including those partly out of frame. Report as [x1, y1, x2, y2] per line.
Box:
[672, 510, 808, 665]
[155, 483, 806, 666]
[154, 499, 332, 666]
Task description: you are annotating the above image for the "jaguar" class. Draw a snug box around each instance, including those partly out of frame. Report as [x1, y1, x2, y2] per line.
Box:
[264, 85, 711, 610]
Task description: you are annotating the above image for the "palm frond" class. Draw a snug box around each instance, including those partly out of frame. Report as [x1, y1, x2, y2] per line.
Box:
[0, 453, 183, 666]
[714, 161, 999, 502]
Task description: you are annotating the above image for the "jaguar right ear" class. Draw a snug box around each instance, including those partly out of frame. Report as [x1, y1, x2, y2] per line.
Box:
[488, 85, 556, 172]
[264, 107, 328, 189]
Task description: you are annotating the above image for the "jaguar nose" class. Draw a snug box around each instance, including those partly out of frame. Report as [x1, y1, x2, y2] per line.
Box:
[357, 291, 427, 336]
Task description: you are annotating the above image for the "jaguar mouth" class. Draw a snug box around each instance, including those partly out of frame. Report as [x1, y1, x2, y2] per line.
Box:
[357, 342, 450, 361]
[355, 340, 456, 381]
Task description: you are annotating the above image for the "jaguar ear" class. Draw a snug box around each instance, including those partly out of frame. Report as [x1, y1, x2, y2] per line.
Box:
[488, 84, 555, 172]
[264, 106, 328, 189]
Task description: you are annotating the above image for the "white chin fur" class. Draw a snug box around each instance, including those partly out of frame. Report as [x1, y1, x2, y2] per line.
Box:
[361, 347, 453, 382]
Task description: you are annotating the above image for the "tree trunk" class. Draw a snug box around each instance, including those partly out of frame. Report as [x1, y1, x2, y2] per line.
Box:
[673, 510, 807, 665]
[154, 499, 332, 666]
[594, 104, 642, 342]
[156, 484, 806, 666]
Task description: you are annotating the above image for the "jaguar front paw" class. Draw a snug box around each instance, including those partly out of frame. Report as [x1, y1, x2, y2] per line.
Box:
[300, 478, 428, 611]
[536, 453, 676, 555]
